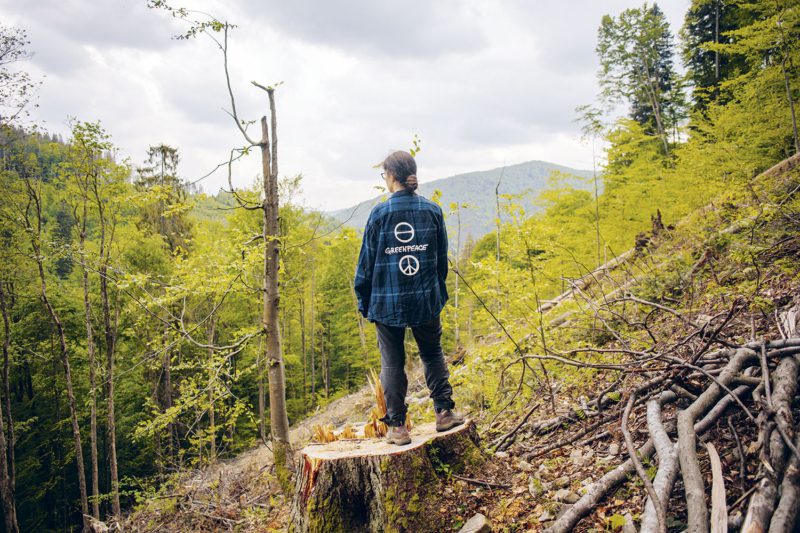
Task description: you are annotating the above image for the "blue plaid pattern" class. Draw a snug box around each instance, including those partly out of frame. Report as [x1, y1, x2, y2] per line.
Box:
[354, 189, 449, 327]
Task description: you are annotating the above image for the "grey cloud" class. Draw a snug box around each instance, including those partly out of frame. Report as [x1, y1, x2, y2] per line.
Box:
[7, 18, 90, 76]
[245, 0, 489, 59]
[506, 1, 689, 73]
[154, 58, 235, 127]
[315, 52, 593, 152]
[0, 0, 181, 76]
[4, 0, 180, 50]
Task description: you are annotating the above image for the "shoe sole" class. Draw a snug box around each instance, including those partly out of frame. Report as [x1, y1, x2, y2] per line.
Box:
[436, 418, 465, 432]
[386, 436, 412, 445]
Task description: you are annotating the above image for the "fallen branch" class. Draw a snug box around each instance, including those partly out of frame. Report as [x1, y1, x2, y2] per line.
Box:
[640, 391, 679, 533]
[621, 392, 665, 533]
[727, 416, 746, 492]
[677, 347, 755, 533]
[742, 353, 799, 532]
[770, 428, 800, 531]
[547, 348, 765, 533]
[524, 412, 618, 459]
[451, 474, 511, 490]
[545, 439, 656, 533]
[492, 400, 542, 451]
[706, 442, 727, 533]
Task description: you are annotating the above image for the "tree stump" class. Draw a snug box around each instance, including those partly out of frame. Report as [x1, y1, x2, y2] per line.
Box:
[289, 419, 484, 533]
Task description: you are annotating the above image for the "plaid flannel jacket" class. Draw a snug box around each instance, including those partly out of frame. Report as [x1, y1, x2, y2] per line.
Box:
[354, 188, 449, 327]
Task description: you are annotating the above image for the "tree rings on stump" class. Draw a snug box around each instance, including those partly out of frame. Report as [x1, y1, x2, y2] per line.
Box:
[289, 419, 483, 532]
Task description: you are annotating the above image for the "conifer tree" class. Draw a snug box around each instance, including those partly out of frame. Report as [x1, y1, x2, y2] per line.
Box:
[681, 0, 753, 108]
[597, 3, 686, 154]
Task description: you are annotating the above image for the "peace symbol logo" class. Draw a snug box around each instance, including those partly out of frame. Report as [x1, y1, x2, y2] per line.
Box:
[398, 255, 419, 276]
[394, 222, 415, 243]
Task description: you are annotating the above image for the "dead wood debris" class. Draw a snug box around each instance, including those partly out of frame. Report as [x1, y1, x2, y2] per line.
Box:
[487, 323, 800, 533]
[480, 247, 800, 532]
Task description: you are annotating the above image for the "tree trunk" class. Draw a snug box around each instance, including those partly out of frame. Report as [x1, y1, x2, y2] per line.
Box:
[290, 421, 483, 533]
[592, 143, 602, 266]
[327, 322, 332, 396]
[23, 179, 90, 531]
[300, 296, 307, 412]
[323, 320, 330, 399]
[96, 204, 121, 520]
[320, 329, 326, 400]
[78, 198, 101, 520]
[35, 243, 89, 530]
[310, 261, 316, 405]
[206, 317, 217, 465]
[714, 0, 720, 82]
[84, 279, 100, 520]
[495, 173, 502, 262]
[348, 276, 368, 368]
[258, 354, 267, 444]
[467, 301, 473, 340]
[0, 284, 19, 532]
[781, 58, 800, 155]
[161, 320, 175, 467]
[50, 352, 61, 530]
[454, 206, 461, 346]
[638, 53, 670, 156]
[261, 90, 292, 492]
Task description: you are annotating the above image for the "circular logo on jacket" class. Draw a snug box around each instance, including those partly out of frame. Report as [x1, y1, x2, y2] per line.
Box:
[394, 222, 415, 243]
[398, 255, 419, 276]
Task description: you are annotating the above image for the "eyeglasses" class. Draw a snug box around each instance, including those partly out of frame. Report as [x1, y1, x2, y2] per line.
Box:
[381, 172, 386, 180]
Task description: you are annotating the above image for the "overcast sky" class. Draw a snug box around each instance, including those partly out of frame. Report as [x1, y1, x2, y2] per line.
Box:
[1, 0, 689, 211]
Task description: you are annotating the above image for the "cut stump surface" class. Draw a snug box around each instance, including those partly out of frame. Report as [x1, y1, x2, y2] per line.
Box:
[289, 419, 483, 533]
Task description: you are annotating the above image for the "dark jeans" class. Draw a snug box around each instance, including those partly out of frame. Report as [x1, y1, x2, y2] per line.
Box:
[375, 315, 456, 426]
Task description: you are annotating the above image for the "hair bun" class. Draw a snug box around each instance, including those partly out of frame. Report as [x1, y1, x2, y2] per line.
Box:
[404, 174, 418, 191]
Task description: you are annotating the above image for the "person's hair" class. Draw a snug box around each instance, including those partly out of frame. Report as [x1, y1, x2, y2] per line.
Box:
[382, 150, 418, 192]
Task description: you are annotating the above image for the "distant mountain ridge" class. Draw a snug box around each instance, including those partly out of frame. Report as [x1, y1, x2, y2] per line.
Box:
[328, 160, 595, 245]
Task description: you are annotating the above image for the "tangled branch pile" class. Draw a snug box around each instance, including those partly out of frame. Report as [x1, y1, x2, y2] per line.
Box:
[488, 292, 800, 532]
[476, 158, 800, 531]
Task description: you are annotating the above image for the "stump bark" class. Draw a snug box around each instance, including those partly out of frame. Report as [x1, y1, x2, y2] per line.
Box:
[289, 420, 483, 533]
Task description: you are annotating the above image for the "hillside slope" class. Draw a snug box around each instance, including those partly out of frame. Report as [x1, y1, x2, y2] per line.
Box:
[126, 153, 800, 532]
[329, 160, 594, 244]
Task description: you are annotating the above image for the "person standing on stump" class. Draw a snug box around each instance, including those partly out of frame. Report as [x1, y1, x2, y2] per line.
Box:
[354, 150, 465, 446]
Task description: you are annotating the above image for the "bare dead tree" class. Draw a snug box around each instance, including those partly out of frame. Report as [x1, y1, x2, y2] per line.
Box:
[146, 1, 294, 489]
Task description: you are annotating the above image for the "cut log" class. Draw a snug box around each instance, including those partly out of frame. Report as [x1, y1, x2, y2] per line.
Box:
[289, 420, 484, 533]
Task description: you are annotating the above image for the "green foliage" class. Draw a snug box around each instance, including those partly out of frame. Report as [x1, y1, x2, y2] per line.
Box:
[0, 24, 41, 126]
[605, 513, 628, 531]
[596, 3, 686, 148]
[133, 144, 193, 254]
[409, 133, 422, 157]
[2, 2, 800, 530]
[0, 127, 354, 529]
[681, 0, 754, 109]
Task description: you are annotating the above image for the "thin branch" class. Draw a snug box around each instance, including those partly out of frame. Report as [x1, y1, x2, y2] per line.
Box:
[621, 392, 666, 533]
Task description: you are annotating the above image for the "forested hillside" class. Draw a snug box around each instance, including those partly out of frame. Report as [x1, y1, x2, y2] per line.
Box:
[0, 0, 799, 532]
[329, 160, 594, 247]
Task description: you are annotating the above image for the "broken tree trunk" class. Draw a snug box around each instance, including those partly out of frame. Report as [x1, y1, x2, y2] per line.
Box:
[289, 420, 483, 533]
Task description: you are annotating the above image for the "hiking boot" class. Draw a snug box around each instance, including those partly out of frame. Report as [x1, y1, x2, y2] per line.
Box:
[386, 425, 411, 445]
[435, 409, 465, 432]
